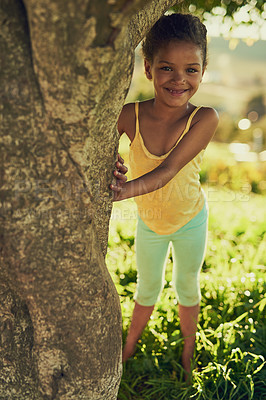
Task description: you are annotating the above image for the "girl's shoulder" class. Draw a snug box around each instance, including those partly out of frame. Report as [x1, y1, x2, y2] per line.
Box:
[192, 105, 219, 125]
[189, 106, 219, 144]
[117, 100, 152, 142]
[117, 102, 136, 141]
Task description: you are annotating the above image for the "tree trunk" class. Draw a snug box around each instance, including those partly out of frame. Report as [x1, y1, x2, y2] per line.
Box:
[0, 0, 179, 398]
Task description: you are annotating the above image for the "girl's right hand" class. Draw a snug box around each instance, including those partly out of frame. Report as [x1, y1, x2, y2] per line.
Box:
[110, 154, 128, 201]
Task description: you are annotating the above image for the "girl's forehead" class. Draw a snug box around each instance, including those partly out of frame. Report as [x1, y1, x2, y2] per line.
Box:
[156, 40, 201, 55]
[154, 40, 203, 62]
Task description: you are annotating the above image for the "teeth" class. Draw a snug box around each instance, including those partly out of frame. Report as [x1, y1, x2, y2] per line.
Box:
[169, 89, 184, 93]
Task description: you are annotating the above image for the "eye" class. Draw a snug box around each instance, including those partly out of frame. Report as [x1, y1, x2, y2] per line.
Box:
[161, 66, 172, 71]
[187, 68, 199, 73]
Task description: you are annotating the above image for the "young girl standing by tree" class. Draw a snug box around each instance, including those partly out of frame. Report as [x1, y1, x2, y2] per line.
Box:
[110, 13, 219, 379]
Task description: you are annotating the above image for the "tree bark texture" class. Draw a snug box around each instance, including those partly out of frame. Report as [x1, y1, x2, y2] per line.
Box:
[0, 0, 179, 398]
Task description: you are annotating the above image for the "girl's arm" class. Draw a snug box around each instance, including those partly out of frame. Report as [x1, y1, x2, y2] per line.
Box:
[111, 107, 219, 201]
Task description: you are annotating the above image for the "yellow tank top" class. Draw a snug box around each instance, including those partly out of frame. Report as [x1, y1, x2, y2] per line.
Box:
[129, 102, 206, 235]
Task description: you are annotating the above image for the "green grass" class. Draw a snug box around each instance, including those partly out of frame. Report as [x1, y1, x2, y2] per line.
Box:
[106, 190, 266, 400]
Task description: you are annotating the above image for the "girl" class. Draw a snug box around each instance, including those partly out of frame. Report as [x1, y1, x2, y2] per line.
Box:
[110, 13, 219, 379]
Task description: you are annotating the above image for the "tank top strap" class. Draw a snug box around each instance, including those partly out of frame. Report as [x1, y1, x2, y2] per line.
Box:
[135, 102, 140, 134]
[175, 106, 202, 146]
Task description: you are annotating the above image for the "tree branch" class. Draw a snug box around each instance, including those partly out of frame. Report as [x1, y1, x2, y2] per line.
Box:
[128, 0, 182, 49]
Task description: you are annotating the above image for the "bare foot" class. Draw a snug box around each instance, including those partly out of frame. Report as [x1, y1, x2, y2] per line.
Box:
[122, 341, 137, 362]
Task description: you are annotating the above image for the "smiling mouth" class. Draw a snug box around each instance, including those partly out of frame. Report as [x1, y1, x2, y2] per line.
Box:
[166, 88, 188, 96]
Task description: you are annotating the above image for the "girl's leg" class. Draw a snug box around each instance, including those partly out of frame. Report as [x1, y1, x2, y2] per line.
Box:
[123, 215, 170, 362]
[179, 303, 200, 378]
[122, 302, 154, 362]
[171, 204, 208, 378]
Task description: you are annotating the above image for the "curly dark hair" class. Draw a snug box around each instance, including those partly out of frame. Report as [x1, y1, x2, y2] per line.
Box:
[142, 13, 208, 67]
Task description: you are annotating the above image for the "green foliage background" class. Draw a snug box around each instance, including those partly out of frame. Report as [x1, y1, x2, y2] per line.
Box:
[173, 0, 265, 18]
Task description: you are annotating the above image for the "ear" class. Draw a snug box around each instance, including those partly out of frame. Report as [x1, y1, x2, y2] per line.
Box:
[201, 66, 206, 82]
[144, 59, 153, 80]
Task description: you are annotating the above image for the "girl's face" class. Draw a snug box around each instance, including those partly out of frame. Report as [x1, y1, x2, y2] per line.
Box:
[144, 40, 205, 108]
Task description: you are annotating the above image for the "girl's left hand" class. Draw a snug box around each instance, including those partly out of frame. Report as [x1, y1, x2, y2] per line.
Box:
[110, 154, 128, 201]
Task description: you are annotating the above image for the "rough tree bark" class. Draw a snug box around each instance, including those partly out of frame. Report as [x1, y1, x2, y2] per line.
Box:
[0, 0, 179, 399]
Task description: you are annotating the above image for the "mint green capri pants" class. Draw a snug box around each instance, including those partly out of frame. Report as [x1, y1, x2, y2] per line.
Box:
[134, 203, 208, 307]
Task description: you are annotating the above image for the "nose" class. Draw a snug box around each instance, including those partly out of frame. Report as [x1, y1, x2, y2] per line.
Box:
[171, 70, 185, 84]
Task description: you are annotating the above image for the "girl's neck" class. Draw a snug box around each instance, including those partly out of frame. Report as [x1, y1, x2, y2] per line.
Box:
[150, 98, 192, 122]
